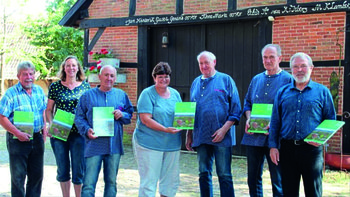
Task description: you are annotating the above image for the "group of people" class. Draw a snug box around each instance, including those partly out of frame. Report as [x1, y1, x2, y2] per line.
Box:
[0, 57, 134, 197]
[0, 43, 335, 197]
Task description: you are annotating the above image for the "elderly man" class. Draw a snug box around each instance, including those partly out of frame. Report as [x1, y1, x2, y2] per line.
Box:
[75, 65, 134, 197]
[241, 44, 292, 197]
[0, 61, 47, 197]
[269, 52, 336, 197]
[186, 51, 241, 197]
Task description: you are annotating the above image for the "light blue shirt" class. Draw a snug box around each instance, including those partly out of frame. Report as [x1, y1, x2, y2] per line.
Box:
[75, 87, 134, 157]
[134, 85, 182, 151]
[0, 82, 47, 133]
[241, 70, 292, 147]
[269, 80, 336, 149]
[190, 71, 241, 147]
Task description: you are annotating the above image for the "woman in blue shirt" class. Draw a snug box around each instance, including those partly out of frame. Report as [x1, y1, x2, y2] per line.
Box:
[133, 62, 182, 197]
[46, 56, 90, 197]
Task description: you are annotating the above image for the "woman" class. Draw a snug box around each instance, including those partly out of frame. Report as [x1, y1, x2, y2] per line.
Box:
[133, 62, 182, 197]
[46, 56, 90, 197]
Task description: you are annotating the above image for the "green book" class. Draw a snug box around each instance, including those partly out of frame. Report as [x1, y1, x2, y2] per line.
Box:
[93, 107, 114, 137]
[173, 102, 196, 129]
[13, 111, 34, 139]
[304, 119, 345, 144]
[49, 109, 75, 141]
[248, 103, 273, 134]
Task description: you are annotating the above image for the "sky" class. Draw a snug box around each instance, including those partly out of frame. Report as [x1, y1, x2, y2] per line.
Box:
[0, 0, 47, 21]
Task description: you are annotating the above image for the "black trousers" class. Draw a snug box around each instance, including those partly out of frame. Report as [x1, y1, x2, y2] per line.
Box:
[280, 140, 323, 197]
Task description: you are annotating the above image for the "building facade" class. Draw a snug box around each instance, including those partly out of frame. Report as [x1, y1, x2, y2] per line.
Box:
[60, 0, 350, 156]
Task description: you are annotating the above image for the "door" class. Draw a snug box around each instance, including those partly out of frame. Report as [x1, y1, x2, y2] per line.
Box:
[145, 19, 271, 155]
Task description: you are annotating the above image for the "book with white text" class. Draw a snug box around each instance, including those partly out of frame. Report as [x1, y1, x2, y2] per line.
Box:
[248, 103, 273, 134]
[304, 119, 345, 144]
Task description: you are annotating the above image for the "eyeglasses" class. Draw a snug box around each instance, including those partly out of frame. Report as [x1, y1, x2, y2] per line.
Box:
[292, 65, 308, 70]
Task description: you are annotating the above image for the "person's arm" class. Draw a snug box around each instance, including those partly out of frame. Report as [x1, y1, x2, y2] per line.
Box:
[270, 148, 279, 165]
[212, 120, 235, 143]
[0, 114, 31, 141]
[45, 99, 55, 138]
[42, 110, 48, 142]
[74, 93, 93, 137]
[244, 110, 253, 135]
[115, 92, 134, 125]
[139, 113, 181, 134]
[186, 130, 193, 151]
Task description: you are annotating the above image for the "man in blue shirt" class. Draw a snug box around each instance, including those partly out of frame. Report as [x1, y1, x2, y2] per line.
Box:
[269, 52, 336, 197]
[75, 65, 134, 197]
[186, 51, 241, 197]
[0, 61, 47, 197]
[241, 44, 292, 197]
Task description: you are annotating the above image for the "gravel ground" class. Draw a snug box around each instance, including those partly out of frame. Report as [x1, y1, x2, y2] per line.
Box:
[0, 129, 348, 196]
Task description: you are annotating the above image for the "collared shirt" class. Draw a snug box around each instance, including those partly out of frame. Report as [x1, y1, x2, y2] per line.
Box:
[0, 82, 47, 133]
[269, 80, 336, 148]
[48, 80, 90, 134]
[190, 71, 241, 147]
[134, 85, 182, 151]
[241, 70, 292, 147]
[75, 87, 134, 157]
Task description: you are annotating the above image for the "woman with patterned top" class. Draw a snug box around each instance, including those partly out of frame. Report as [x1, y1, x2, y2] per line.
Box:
[45, 56, 90, 197]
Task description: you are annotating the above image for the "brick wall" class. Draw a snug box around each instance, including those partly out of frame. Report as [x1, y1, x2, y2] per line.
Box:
[136, 0, 175, 15]
[88, 0, 347, 152]
[273, 12, 346, 62]
[183, 0, 227, 14]
[237, 0, 286, 9]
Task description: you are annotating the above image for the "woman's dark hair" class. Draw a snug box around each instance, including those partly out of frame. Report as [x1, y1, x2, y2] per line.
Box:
[58, 55, 85, 81]
[152, 62, 172, 78]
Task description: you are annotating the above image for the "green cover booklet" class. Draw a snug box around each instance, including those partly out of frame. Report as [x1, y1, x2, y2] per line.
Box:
[49, 109, 75, 141]
[93, 107, 114, 137]
[173, 102, 196, 129]
[304, 119, 345, 144]
[13, 111, 34, 139]
[248, 103, 273, 134]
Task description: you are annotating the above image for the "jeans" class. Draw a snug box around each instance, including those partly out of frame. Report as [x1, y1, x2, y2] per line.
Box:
[50, 132, 85, 184]
[280, 140, 323, 197]
[82, 154, 121, 197]
[196, 144, 234, 197]
[6, 132, 44, 197]
[246, 145, 282, 197]
[133, 135, 180, 197]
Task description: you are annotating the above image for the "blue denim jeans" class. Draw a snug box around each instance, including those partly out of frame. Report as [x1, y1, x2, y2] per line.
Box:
[50, 132, 85, 184]
[246, 145, 282, 197]
[280, 140, 323, 197]
[6, 132, 44, 197]
[82, 154, 121, 197]
[196, 144, 235, 197]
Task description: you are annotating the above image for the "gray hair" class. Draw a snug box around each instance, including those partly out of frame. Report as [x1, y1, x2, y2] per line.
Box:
[197, 51, 216, 62]
[99, 65, 116, 75]
[17, 61, 35, 75]
[261, 44, 282, 57]
[289, 52, 313, 68]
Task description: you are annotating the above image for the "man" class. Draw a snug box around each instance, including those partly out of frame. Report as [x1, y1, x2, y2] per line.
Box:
[269, 52, 336, 197]
[241, 44, 292, 197]
[186, 51, 241, 197]
[75, 65, 134, 197]
[0, 61, 47, 197]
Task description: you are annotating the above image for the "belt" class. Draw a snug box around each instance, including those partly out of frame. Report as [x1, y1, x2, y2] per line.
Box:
[282, 139, 307, 146]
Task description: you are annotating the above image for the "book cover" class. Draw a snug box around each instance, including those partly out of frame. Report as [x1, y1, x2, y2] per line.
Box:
[13, 111, 34, 139]
[173, 102, 196, 129]
[93, 107, 114, 137]
[304, 119, 345, 144]
[248, 103, 273, 134]
[49, 109, 75, 141]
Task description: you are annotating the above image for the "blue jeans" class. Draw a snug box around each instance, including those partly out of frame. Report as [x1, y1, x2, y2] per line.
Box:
[280, 140, 323, 197]
[196, 144, 234, 197]
[246, 145, 282, 197]
[82, 154, 121, 197]
[6, 132, 44, 197]
[50, 132, 85, 184]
